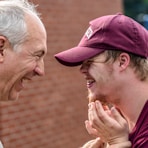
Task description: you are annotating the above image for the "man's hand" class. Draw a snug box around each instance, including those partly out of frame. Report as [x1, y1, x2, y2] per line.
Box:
[85, 101, 130, 146]
[81, 138, 107, 148]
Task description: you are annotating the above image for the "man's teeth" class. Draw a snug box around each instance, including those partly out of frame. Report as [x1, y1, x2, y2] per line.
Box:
[87, 79, 95, 85]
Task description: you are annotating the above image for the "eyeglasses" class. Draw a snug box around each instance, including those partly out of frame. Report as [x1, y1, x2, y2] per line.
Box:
[81, 56, 107, 69]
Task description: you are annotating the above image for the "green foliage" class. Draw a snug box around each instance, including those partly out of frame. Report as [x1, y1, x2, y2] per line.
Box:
[124, 0, 148, 20]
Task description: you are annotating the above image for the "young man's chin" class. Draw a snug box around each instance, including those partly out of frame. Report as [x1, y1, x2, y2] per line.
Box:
[88, 91, 109, 106]
[88, 92, 97, 103]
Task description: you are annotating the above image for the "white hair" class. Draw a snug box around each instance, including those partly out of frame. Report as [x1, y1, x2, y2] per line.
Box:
[0, 0, 40, 50]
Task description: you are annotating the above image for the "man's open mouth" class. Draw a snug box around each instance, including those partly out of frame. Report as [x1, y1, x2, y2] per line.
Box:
[87, 79, 95, 88]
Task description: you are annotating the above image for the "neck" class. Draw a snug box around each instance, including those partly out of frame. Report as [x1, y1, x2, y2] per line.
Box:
[112, 82, 148, 131]
[116, 100, 147, 131]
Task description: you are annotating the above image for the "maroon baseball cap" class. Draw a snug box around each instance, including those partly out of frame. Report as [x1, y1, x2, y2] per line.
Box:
[54, 13, 148, 66]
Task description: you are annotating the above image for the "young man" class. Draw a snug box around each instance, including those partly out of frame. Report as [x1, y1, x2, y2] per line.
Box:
[55, 13, 148, 147]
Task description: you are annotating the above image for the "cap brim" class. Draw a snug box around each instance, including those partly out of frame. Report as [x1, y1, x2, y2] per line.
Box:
[54, 46, 105, 66]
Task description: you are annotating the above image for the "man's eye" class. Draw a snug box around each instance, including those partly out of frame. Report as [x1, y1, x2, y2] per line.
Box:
[35, 55, 42, 60]
[34, 51, 45, 60]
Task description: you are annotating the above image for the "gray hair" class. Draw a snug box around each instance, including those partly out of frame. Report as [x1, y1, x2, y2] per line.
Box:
[0, 0, 40, 50]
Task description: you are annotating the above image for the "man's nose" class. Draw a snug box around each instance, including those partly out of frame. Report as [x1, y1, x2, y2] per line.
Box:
[35, 60, 45, 76]
[79, 64, 88, 74]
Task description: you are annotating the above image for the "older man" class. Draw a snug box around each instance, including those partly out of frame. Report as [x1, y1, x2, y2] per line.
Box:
[0, 0, 47, 147]
[0, 0, 47, 101]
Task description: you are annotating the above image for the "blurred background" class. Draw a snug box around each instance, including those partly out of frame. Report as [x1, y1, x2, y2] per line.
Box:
[124, 0, 148, 29]
[0, 0, 148, 148]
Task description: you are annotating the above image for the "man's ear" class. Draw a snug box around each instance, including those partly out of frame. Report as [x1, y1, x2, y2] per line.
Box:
[0, 36, 7, 63]
[118, 53, 130, 71]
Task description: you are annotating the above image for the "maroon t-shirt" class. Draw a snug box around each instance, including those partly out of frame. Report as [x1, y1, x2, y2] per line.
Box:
[129, 100, 148, 148]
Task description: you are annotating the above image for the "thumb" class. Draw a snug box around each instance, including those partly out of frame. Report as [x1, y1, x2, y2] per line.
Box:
[81, 138, 105, 148]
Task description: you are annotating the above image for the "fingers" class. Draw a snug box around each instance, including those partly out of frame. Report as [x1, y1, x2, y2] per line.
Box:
[87, 100, 129, 144]
[85, 120, 98, 137]
[89, 101, 124, 126]
[110, 107, 128, 128]
[89, 101, 111, 126]
[88, 101, 112, 140]
[88, 101, 108, 123]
